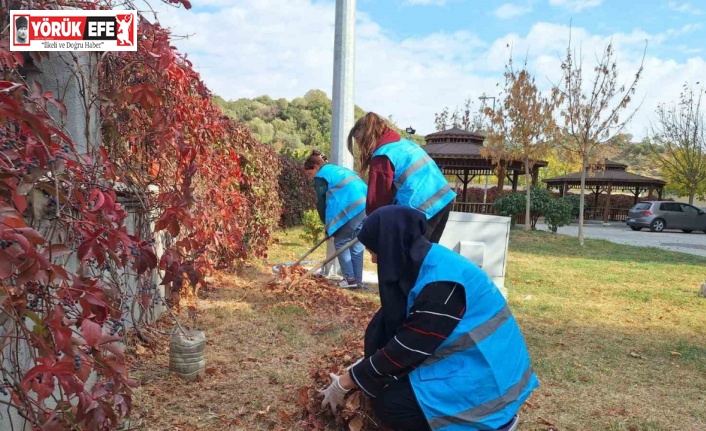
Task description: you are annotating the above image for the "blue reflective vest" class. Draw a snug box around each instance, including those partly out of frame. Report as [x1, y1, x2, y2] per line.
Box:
[315, 164, 368, 236]
[407, 244, 539, 430]
[372, 139, 456, 220]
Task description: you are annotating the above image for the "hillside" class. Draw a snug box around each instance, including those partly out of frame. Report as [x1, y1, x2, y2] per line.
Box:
[214, 90, 425, 160]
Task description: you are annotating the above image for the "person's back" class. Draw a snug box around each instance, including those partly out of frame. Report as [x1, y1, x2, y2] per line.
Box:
[407, 244, 538, 430]
[314, 163, 367, 235]
[372, 139, 455, 219]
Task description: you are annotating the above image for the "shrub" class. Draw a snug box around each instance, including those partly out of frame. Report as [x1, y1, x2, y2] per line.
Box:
[561, 194, 581, 218]
[545, 198, 574, 232]
[493, 192, 525, 226]
[278, 155, 317, 227]
[299, 209, 325, 245]
[528, 187, 553, 228]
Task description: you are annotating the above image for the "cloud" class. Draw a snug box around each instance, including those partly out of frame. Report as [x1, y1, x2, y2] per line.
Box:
[668, 1, 702, 14]
[146, 0, 705, 140]
[403, 0, 447, 5]
[549, 0, 603, 12]
[494, 3, 532, 19]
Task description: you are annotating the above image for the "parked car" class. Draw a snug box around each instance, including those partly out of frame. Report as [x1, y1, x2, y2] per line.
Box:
[626, 201, 706, 233]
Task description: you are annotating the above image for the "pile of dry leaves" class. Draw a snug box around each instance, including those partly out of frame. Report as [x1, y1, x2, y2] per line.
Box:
[265, 265, 386, 431]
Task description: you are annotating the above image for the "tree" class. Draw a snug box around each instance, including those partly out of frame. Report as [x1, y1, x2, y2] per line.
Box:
[649, 84, 706, 204]
[484, 59, 558, 231]
[434, 98, 486, 132]
[553, 37, 646, 245]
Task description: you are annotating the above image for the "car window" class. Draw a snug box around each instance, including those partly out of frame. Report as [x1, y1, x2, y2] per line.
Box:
[660, 203, 682, 212]
[681, 204, 699, 214]
[633, 203, 652, 210]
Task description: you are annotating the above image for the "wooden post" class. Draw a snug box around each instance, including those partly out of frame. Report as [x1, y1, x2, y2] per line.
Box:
[562, 182, 568, 197]
[633, 187, 640, 204]
[658, 187, 663, 200]
[511, 170, 519, 192]
[531, 166, 539, 186]
[462, 169, 469, 202]
[603, 183, 613, 222]
[647, 186, 654, 200]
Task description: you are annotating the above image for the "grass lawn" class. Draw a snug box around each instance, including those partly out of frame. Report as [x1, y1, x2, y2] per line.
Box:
[506, 230, 706, 431]
[131, 228, 706, 431]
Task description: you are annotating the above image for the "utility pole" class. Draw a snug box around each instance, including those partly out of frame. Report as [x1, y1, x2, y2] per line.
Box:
[324, 0, 356, 276]
[479, 94, 496, 211]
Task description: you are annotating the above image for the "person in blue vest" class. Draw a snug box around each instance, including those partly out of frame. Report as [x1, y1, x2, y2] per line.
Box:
[320, 206, 538, 431]
[304, 150, 368, 288]
[347, 112, 456, 243]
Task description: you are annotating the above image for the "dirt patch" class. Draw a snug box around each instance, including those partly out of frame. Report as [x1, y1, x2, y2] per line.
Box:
[129, 264, 381, 430]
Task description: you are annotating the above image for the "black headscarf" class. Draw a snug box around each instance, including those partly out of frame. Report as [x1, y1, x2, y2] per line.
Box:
[357, 206, 432, 354]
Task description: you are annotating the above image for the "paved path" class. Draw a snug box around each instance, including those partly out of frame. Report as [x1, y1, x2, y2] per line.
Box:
[534, 222, 706, 257]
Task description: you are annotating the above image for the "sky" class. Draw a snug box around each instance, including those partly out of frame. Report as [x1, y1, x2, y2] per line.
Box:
[142, 0, 706, 139]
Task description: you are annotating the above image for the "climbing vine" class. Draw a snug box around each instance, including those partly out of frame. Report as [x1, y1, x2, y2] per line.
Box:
[0, 0, 281, 429]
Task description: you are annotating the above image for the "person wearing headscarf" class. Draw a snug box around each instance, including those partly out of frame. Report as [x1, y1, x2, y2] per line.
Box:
[319, 206, 538, 431]
[304, 150, 367, 288]
[346, 112, 456, 243]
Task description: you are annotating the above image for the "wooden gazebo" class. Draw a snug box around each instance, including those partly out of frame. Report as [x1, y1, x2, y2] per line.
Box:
[543, 160, 666, 221]
[423, 127, 548, 213]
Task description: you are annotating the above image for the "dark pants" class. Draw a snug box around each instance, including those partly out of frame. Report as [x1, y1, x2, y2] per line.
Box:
[364, 312, 518, 431]
[372, 379, 518, 431]
[424, 202, 452, 243]
[372, 377, 430, 431]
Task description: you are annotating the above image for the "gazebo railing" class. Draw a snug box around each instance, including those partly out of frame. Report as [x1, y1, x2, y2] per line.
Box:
[584, 207, 630, 221]
[452, 201, 495, 214]
[450, 202, 527, 225]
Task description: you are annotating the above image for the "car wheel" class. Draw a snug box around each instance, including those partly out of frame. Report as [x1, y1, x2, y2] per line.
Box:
[630, 226, 642, 231]
[649, 219, 665, 232]
[682, 230, 693, 233]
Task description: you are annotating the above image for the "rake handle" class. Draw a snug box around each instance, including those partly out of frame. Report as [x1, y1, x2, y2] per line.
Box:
[288, 238, 359, 289]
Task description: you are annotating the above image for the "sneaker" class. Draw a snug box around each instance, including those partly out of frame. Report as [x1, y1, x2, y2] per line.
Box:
[338, 278, 358, 288]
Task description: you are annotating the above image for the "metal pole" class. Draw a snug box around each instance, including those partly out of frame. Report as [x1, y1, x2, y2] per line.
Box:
[479, 95, 496, 211]
[324, 0, 356, 277]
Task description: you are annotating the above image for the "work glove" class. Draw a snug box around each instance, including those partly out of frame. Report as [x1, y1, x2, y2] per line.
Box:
[320, 373, 350, 414]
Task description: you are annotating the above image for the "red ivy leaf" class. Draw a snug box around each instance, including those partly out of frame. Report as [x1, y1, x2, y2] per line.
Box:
[81, 319, 102, 347]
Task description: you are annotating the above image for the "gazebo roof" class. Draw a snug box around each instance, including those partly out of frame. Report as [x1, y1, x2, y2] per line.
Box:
[543, 167, 666, 188]
[425, 126, 486, 142]
[423, 126, 547, 167]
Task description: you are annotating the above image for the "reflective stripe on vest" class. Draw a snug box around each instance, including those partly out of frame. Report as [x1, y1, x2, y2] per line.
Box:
[427, 366, 535, 430]
[395, 154, 434, 189]
[419, 304, 511, 368]
[326, 197, 366, 233]
[326, 175, 358, 199]
[418, 184, 453, 213]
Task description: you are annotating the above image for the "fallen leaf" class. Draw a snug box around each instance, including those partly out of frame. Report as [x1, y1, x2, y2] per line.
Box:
[537, 416, 559, 430]
[135, 344, 148, 356]
[670, 351, 682, 357]
[628, 351, 645, 359]
[278, 411, 293, 425]
[348, 415, 363, 431]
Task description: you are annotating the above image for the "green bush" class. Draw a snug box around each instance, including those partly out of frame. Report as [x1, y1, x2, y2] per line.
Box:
[493, 192, 525, 227]
[299, 209, 325, 245]
[561, 194, 581, 219]
[528, 187, 553, 228]
[495, 187, 574, 230]
[545, 198, 574, 233]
